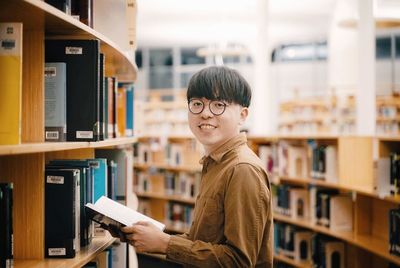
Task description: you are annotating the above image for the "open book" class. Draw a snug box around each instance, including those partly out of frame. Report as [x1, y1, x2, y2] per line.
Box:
[85, 196, 165, 231]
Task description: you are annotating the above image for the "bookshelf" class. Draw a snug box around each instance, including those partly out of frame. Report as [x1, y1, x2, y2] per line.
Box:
[135, 89, 190, 137]
[248, 135, 400, 267]
[133, 136, 202, 233]
[0, 0, 137, 267]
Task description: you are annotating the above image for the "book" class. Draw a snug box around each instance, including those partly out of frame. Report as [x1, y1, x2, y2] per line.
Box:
[85, 196, 165, 231]
[45, 0, 72, 14]
[0, 183, 13, 268]
[45, 62, 67, 142]
[125, 83, 134, 137]
[116, 85, 126, 137]
[45, 39, 100, 141]
[0, 23, 22, 145]
[45, 169, 80, 258]
[99, 53, 105, 141]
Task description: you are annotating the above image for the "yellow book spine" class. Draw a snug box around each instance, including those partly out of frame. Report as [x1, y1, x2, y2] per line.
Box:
[0, 23, 22, 145]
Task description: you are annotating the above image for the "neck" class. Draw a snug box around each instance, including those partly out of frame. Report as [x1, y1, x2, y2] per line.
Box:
[203, 132, 240, 156]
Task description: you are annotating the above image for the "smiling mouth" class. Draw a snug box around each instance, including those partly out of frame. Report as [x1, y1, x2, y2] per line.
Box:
[198, 124, 216, 129]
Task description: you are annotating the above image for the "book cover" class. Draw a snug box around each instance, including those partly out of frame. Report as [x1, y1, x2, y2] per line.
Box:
[289, 188, 309, 220]
[45, 0, 72, 14]
[45, 62, 67, 142]
[99, 53, 105, 141]
[45, 39, 100, 141]
[85, 196, 165, 231]
[294, 231, 312, 263]
[47, 160, 94, 247]
[374, 157, 391, 196]
[107, 77, 115, 138]
[116, 86, 127, 137]
[325, 145, 338, 183]
[0, 183, 13, 268]
[0, 23, 22, 145]
[125, 83, 134, 137]
[330, 195, 353, 231]
[45, 169, 79, 258]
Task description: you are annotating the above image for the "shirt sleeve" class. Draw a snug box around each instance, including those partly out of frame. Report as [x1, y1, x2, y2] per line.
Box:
[166, 163, 271, 267]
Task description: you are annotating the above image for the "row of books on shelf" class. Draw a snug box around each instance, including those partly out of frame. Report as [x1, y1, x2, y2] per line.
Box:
[376, 153, 400, 197]
[0, 183, 13, 268]
[275, 222, 345, 268]
[273, 185, 353, 231]
[45, 0, 94, 28]
[42, 148, 131, 258]
[134, 139, 202, 167]
[0, 22, 135, 145]
[137, 200, 193, 232]
[258, 142, 338, 182]
[134, 171, 201, 199]
[45, 40, 134, 142]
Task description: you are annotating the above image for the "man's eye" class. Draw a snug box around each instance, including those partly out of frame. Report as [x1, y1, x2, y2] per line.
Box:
[215, 102, 225, 108]
[193, 102, 203, 107]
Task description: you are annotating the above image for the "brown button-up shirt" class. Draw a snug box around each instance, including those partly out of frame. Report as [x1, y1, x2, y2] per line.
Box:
[166, 133, 273, 267]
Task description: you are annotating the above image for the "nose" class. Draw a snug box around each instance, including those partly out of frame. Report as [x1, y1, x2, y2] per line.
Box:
[200, 103, 213, 118]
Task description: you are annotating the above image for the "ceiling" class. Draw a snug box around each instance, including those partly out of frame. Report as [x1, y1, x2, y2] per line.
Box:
[136, 0, 336, 48]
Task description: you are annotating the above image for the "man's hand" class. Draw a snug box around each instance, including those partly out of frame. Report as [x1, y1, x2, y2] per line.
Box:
[121, 221, 171, 254]
[100, 223, 127, 242]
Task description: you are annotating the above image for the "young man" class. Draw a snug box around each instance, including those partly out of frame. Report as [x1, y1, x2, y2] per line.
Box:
[121, 66, 273, 267]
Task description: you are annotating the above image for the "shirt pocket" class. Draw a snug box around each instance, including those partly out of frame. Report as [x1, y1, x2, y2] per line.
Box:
[195, 196, 224, 242]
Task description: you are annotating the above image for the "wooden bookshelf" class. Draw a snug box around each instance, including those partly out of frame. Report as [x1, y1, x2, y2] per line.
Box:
[0, 137, 137, 156]
[134, 163, 201, 173]
[14, 235, 116, 268]
[249, 135, 400, 266]
[0, 0, 137, 266]
[274, 253, 312, 268]
[274, 213, 400, 265]
[136, 191, 196, 205]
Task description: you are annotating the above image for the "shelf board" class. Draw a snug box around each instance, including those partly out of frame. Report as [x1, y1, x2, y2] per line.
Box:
[0, 137, 137, 156]
[274, 214, 400, 265]
[0, 0, 137, 80]
[14, 234, 116, 268]
[134, 163, 201, 173]
[136, 191, 196, 205]
[274, 253, 312, 268]
[247, 135, 338, 143]
[278, 176, 400, 205]
[377, 136, 400, 142]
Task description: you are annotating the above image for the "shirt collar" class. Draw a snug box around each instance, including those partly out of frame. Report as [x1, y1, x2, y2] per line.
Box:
[199, 133, 247, 165]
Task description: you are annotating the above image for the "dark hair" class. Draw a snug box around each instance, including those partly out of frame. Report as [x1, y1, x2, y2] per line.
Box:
[187, 66, 251, 107]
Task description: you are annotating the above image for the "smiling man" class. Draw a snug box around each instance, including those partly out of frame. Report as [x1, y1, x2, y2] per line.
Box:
[121, 66, 273, 267]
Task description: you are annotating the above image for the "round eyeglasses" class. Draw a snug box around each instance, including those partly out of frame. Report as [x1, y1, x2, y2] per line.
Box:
[188, 99, 227, 116]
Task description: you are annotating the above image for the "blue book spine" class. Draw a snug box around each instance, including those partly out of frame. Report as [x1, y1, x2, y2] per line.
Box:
[89, 158, 108, 203]
[125, 84, 134, 136]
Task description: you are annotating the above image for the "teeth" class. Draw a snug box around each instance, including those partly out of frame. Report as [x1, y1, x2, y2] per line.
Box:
[199, 124, 216, 129]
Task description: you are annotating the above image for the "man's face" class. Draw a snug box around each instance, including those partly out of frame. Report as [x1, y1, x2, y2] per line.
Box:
[188, 97, 248, 153]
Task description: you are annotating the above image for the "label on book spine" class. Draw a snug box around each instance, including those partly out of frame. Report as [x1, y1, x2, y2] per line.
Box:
[48, 248, 66, 256]
[76, 131, 93, 139]
[46, 176, 64, 184]
[65, 47, 82, 54]
[46, 131, 59, 140]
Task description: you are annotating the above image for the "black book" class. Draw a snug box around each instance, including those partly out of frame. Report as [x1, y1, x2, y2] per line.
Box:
[0, 183, 13, 268]
[45, 169, 78, 258]
[45, 0, 72, 14]
[45, 39, 100, 141]
[47, 159, 95, 247]
[99, 53, 105, 141]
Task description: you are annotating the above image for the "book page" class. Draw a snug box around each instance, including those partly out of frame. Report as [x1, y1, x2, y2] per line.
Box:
[86, 196, 165, 230]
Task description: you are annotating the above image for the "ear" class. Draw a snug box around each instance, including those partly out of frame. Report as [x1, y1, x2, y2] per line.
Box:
[239, 107, 249, 125]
